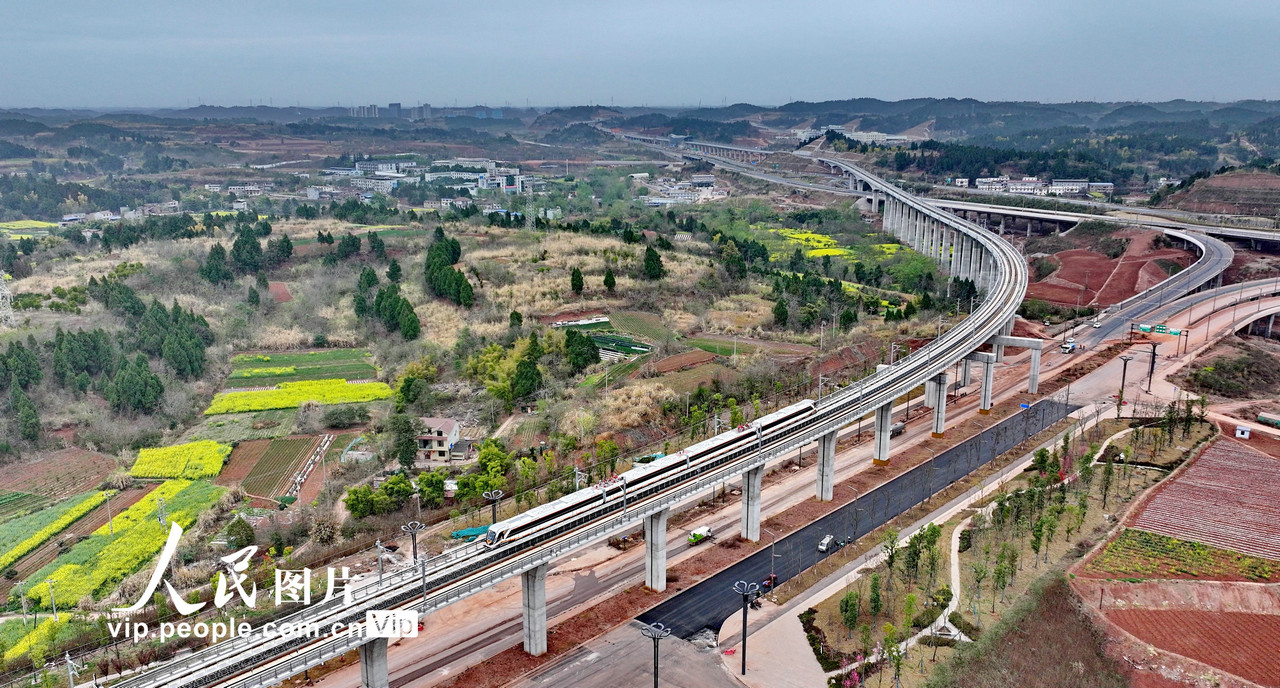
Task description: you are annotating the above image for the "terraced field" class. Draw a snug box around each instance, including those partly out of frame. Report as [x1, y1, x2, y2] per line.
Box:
[241, 436, 320, 499]
[0, 491, 51, 523]
[226, 348, 377, 388]
[1130, 438, 1280, 560]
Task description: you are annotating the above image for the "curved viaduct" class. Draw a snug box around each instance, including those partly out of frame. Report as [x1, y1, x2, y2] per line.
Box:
[118, 161, 1033, 688]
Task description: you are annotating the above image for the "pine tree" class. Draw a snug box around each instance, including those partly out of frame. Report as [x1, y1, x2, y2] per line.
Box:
[358, 266, 380, 292]
[230, 229, 263, 274]
[386, 259, 402, 283]
[643, 246, 665, 279]
[11, 385, 39, 442]
[397, 300, 421, 340]
[458, 279, 474, 308]
[247, 287, 260, 307]
[570, 267, 584, 295]
[367, 231, 387, 260]
[200, 243, 233, 283]
[773, 299, 789, 327]
[265, 234, 293, 268]
[603, 266, 616, 293]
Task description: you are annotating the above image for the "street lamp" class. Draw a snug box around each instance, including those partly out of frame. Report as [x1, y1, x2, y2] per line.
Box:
[1146, 342, 1159, 393]
[761, 528, 780, 581]
[732, 580, 760, 675]
[1118, 355, 1134, 416]
[483, 490, 504, 525]
[640, 622, 671, 688]
[401, 520, 426, 562]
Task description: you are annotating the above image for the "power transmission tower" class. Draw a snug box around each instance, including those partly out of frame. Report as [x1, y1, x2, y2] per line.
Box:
[0, 279, 15, 328]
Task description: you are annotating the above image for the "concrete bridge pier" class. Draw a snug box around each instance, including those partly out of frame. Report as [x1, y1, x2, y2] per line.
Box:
[965, 352, 996, 415]
[930, 372, 949, 438]
[643, 509, 670, 591]
[740, 465, 763, 541]
[358, 638, 390, 688]
[979, 356, 995, 414]
[991, 320, 1016, 362]
[959, 359, 972, 388]
[988, 335, 1047, 394]
[873, 402, 893, 466]
[522, 564, 549, 655]
[816, 429, 838, 501]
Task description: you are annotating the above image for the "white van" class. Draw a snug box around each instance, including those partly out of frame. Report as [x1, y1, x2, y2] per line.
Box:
[818, 534, 835, 553]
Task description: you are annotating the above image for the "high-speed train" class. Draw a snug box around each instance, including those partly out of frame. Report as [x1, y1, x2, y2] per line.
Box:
[484, 399, 819, 550]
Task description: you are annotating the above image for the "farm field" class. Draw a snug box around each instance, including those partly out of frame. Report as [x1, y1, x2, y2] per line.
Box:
[1084, 528, 1280, 582]
[1107, 609, 1280, 687]
[218, 439, 269, 487]
[1129, 438, 1280, 560]
[241, 436, 320, 499]
[0, 485, 154, 600]
[205, 379, 393, 415]
[22, 480, 224, 611]
[0, 491, 51, 523]
[182, 408, 299, 444]
[609, 311, 676, 342]
[651, 349, 717, 374]
[226, 348, 377, 388]
[657, 362, 739, 394]
[0, 447, 117, 500]
[0, 491, 110, 572]
[130, 440, 231, 480]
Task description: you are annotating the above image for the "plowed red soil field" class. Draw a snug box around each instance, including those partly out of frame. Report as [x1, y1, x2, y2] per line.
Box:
[1107, 609, 1280, 687]
[268, 282, 292, 303]
[1130, 438, 1280, 560]
[652, 349, 716, 373]
[218, 439, 270, 487]
[0, 447, 117, 498]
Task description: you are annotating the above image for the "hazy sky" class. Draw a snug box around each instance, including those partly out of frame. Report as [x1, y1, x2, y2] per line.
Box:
[3, 0, 1279, 109]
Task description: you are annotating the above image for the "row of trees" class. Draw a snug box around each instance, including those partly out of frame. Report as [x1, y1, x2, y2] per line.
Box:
[424, 227, 474, 307]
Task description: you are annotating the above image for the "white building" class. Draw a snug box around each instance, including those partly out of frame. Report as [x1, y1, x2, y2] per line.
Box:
[204, 184, 222, 192]
[1050, 179, 1090, 194]
[1007, 178, 1047, 195]
[952, 178, 970, 187]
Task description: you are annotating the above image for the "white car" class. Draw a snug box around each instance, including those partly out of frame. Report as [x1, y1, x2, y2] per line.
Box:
[818, 534, 835, 553]
[1066, 337, 1075, 344]
[1092, 321, 1101, 328]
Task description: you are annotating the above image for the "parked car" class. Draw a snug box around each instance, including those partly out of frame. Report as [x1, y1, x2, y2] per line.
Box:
[818, 534, 835, 553]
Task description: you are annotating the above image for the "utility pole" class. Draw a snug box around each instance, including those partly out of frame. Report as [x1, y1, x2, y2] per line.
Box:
[1146, 342, 1159, 393]
[1118, 355, 1134, 417]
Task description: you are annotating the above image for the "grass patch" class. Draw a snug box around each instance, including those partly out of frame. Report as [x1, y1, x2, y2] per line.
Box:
[686, 337, 757, 356]
[658, 362, 738, 394]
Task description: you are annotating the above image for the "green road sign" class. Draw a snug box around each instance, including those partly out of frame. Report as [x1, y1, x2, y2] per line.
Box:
[1153, 324, 1168, 334]
[1138, 324, 1152, 332]
[1169, 328, 1182, 336]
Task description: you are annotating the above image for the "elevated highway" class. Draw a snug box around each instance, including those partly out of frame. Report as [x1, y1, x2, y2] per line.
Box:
[113, 161, 1030, 688]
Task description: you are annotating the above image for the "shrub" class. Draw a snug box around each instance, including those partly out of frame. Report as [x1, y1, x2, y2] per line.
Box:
[227, 517, 255, 549]
[322, 405, 370, 429]
[949, 610, 982, 639]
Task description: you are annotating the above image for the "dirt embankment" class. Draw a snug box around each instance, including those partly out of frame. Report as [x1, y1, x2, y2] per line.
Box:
[1166, 171, 1280, 217]
[1025, 228, 1193, 307]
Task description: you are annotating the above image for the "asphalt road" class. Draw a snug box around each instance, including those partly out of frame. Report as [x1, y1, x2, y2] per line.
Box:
[637, 398, 1075, 638]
